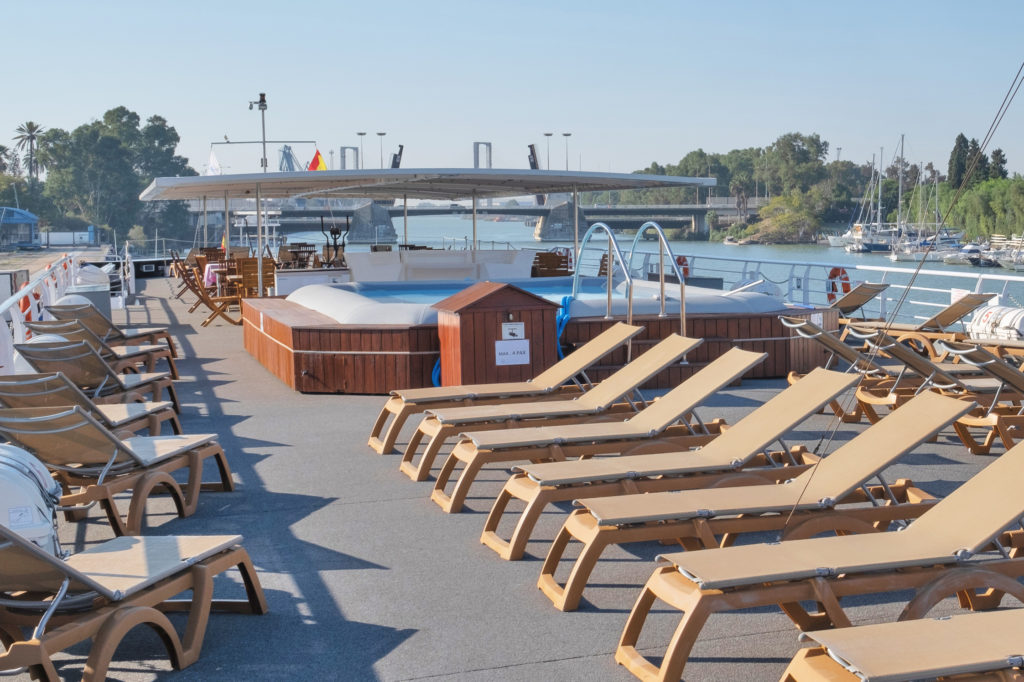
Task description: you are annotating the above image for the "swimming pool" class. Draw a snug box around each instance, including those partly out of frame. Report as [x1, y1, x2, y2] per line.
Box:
[285, 276, 789, 326]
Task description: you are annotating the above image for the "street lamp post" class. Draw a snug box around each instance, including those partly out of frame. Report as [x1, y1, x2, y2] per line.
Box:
[562, 133, 571, 171]
[376, 132, 386, 168]
[543, 132, 553, 169]
[248, 93, 268, 173]
[356, 132, 366, 169]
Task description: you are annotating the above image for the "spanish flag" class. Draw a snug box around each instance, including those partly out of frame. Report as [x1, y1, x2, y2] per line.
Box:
[308, 149, 327, 171]
[221, 231, 227, 250]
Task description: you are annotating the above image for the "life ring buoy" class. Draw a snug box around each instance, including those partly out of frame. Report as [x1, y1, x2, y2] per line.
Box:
[18, 283, 32, 331]
[826, 266, 851, 303]
[675, 255, 690, 279]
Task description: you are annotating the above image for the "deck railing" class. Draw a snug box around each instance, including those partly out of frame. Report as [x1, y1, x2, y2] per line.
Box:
[0, 255, 80, 373]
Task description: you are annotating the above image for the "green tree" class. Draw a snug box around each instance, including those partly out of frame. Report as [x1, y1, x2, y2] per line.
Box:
[966, 138, 989, 187]
[13, 121, 45, 181]
[947, 133, 969, 188]
[989, 148, 1008, 179]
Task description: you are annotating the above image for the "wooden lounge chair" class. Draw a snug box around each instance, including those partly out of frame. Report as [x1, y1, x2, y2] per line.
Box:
[188, 266, 242, 327]
[614, 434, 1024, 681]
[481, 367, 860, 561]
[0, 405, 232, 535]
[831, 281, 889, 320]
[537, 391, 971, 611]
[398, 334, 702, 481]
[780, 315, 978, 423]
[0, 528, 266, 680]
[13, 340, 180, 413]
[46, 302, 177, 358]
[0, 372, 181, 436]
[367, 322, 644, 455]
[935, 338, 1024, 454]
[780, 609, 1024, 682]
[848, 326, 1014, 424]
[430, 347, 768, 513]
[25, 318, 179, 379]
[839, 291, 995, 345]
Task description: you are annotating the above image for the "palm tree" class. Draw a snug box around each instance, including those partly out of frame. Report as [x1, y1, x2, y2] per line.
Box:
[0, 145, 9, 174]
[13, 121, 44, 180]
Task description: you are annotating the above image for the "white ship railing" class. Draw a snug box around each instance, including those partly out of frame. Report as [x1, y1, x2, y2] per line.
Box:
[0, 255, 80, 373]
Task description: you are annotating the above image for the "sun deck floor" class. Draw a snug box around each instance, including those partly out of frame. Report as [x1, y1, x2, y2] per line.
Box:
[42, 276, 997, 681]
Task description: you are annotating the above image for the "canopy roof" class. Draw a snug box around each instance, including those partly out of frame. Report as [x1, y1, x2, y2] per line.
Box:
[0, 207, 38, 224]
[139, 168, 715, 202]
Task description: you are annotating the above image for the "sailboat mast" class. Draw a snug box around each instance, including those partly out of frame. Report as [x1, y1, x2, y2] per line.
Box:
[897, 134, 904, 230]
[877, 147, 884, 226]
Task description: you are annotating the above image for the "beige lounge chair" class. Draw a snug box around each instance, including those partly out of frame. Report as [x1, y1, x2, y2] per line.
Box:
[481, 367, 860, 561]
[0, 528, 266, 680]
[615, 435, 1024, 681]
[430, 347, 768, 513]
[0, 406, 232, 535]
[188, 266, 242, 326]
[780, 609, 1024, 681]
[46, 302, 176, 357]
[25, 318, 179, 379]
[831, 281, 889, 320]
[398, 334, 702, 481]
[14, 340, 180, 413]
[367, 322, 644, 455]
[935, 339, 1024, 454]
[537, 391, 971, 611]
[840, 291, 995, 344]
[0, 372, 180, 436]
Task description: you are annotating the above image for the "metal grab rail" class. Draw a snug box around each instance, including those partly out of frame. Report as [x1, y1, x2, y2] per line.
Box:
[626, 221, 687, 337]
[571, 222, 634, 324]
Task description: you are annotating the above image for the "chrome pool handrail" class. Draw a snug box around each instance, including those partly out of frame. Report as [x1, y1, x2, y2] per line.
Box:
[626, 221, 686, 337]
[571, 222, 634, 323]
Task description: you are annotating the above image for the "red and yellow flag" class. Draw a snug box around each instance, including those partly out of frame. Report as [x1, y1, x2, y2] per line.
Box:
[308, 149, 327, 171]
[221, 231, 227, 250]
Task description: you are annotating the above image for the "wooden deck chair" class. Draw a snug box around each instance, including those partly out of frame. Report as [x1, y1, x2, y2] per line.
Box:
[934, 339, 1024, 454]
[188, 266, 242, 327]
[780, 315, 978, 423]
[537, 391, 972, 611]
[13, 340, 180, 413]
[780, 608, 1024, 682]
[848, 326, 1014, 424]
[430, 347, 767, 513]
[615, 435, 1024, 681]
[367, 322, 644, 455]
[481, 367, 860, 561]
[46, 302, 176, 358]
[0, 406, 232, 536]
[25, 318, 179, 379]
[840, 291, 995, 344]
[0, 528, 266, 680]
[398, 334, 702, 482]
[0, 372, 180, 436]
[831, 281, 889, 320]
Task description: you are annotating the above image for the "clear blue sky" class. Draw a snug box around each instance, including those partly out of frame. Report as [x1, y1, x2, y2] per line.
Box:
[6, 1, 1024, 178]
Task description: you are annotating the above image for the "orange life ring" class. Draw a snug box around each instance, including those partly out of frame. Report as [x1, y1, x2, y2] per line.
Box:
[675, 255, 690, 279]
[826, 266, 851, 303]
[18, 283, 31, 326]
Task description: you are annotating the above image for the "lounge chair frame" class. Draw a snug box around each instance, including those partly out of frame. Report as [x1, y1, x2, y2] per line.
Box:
[614, 436, 1024, 681]
[25, 317, 179, 379]
[46, 302, 176, 357]
[838, 291, 995, 345]
[429, 347, 767, 513]
[367, 322, 644, 455]
[480, 367, 859, 561]
[536, 391, 971, 611]
[397, 334, 701, 481]
[0, 530, 266, 680]
[0, 406, 232, 536]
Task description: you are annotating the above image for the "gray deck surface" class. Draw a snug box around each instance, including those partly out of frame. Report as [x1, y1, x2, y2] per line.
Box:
[33, 276, 1003, 681]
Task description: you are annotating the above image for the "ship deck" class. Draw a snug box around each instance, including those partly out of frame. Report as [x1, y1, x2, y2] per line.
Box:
[45, 276, 997, 681]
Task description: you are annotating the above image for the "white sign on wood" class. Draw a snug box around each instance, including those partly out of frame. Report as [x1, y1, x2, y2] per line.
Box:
[495, 339, 530, 366]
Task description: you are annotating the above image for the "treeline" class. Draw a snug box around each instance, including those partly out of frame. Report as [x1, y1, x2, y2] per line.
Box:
[585, 132, 1020, 242]
[0, 107, 196, 243]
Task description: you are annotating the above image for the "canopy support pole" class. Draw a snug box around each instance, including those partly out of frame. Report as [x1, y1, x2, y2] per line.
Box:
[403, 194, 408, 245]
[472, 191, 478, 249]
[223, 191, 229, 251]
[202, 196, 207, 247]
[573, 184, 579, 266]
[256, 183, 264, 297]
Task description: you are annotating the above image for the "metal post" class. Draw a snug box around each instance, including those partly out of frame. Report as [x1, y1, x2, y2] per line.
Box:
[202, 196, 208, 247]
[403, 194, 408, 246]
[544, 133, 552, 169]
[256, 183, 264, 296]
[572, 184, 579, 266]
[563, 133, 571, 170]
[472, 191, 478, 249]
[223, 191, 229, 250]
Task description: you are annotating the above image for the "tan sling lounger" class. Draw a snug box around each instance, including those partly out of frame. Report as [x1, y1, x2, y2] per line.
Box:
[831, 281, 890, 319]
[14, 340, 180, 413]
[0, 406, 232, 536]
[0, 371, 181, 436]
[780, 609, 1024, 682]
[615, 435, 1024, 681]
[46, 302, 176, 357]
[367, 322, 644, 454]
[398, 334, 701, 481]
[25, 317, 179, 379]
[430, 347, 768, 513]
[537, 391, 972, 611]
[481, 367, 860, 561]
[934, 338, 1024, 454]
[0, 528, 266, 680]
[839, 291, 995, 340]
